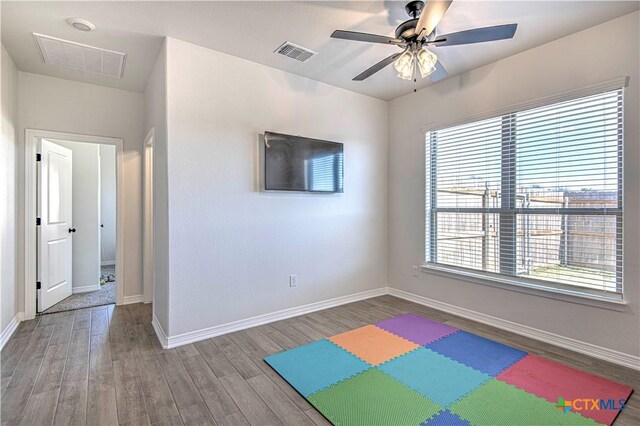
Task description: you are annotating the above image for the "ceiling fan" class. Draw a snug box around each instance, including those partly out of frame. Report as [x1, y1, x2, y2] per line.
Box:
[331, 0, 517, 82]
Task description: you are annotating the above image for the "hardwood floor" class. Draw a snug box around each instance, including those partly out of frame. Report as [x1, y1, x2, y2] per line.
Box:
[1, 296, 638, 425]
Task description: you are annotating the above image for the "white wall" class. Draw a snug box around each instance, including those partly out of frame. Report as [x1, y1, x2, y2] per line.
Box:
[55, 140, 101, 293]
[388, 12, 640, 357]
[144, 40, 168, 329]
[17, 73, 145, 303]
[100, 144, 116, 264]
[1, 45, 19, 337]
[161, 38, 388, 337]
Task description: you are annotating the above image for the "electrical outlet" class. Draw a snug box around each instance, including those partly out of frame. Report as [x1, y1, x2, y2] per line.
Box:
[411, 266, 419, 277]
[289, 275, 297, 287]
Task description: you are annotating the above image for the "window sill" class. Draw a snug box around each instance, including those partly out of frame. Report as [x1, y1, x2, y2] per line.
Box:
[420, 264, 627, 312]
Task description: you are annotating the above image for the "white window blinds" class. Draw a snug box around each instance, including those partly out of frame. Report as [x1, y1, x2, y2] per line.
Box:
[426, 88, 623, 296]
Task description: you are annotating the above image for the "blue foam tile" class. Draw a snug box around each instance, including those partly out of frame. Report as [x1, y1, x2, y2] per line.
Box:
[264, 339, 370, 397]
[379, 347, 490, 407]
[421, 410, 472, 426]
[426, 331, 527, 376]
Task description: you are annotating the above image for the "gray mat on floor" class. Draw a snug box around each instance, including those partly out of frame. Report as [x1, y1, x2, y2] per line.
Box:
[40, 267, 116, 315]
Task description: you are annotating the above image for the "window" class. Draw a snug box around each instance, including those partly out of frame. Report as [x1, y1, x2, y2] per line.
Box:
[426, 89, 623, 298]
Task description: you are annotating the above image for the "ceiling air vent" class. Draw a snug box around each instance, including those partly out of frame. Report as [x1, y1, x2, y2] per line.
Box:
[34, 33, 126, 78]
[274, 42, 317, 63]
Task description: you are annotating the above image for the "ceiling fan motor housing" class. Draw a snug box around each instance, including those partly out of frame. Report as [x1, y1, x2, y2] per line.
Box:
[397, 1, 438, 41]
[395, 18, 438, 42]
[395, 18, 419, 39]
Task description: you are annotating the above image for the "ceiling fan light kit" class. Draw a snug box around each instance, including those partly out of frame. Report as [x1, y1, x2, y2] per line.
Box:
[394, 50, 415, 80]
[330, 0, 518, 83]
[417, 48, 437, 77]
[393, 46, 437, 81]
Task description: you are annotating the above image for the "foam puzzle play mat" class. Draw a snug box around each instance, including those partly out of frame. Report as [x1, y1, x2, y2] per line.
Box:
[264, 314, 633, 426]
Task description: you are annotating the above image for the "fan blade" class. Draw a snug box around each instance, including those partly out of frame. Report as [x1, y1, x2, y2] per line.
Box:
[331, 30, 403, 45]
[415, 0, 452, 39]
[430, 24, 517, 46]
[429, 60, 448, 83]
[353, 52, 402, 81]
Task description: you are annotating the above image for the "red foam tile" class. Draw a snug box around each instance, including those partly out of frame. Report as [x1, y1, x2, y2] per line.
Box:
[497, 354, 633, 425]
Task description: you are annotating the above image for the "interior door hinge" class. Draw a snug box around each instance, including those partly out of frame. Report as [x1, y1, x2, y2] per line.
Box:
[36, 217, 41, 226]
[36, 153, 42, 161]
[36, 281, 41, 290]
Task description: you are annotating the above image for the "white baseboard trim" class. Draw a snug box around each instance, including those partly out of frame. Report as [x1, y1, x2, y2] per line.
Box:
[387, 287, 640, 371]
[1, 313, 23, 351]
[73, 285, 101, 294]
[152, 314, 169, 348]
[123, 295, 144, 305]
[101, 261, 116, 266]
[161, 287, 387, 349]
[148, 285, 639, 370]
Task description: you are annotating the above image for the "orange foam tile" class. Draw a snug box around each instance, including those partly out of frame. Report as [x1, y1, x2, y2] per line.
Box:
[328, 325, 419, 366]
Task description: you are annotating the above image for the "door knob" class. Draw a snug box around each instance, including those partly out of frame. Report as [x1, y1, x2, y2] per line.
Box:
[68, 228, 76, 233]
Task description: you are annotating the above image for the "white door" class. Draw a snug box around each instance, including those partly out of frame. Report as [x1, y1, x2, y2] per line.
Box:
[38, 139, 73, 311]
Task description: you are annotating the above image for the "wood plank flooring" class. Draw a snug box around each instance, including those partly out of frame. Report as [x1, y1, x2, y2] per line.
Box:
[1, 296, 638, 425]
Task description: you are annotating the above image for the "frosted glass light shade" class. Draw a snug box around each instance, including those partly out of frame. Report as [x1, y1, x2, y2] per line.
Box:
[417, 48, 437, 78]
[394, 50, 415, 81]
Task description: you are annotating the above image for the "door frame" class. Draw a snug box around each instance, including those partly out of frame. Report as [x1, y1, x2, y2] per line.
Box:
[143, 128, 154, 304]
[25, 129, 125, 319]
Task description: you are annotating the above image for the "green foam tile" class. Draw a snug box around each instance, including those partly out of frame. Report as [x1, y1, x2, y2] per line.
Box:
[309, 369, 441, 426]
[449, 379, 601, 426]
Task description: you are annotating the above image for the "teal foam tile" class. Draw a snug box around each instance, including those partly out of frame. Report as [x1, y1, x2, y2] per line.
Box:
[264, 339, 370, 397]
[379, 347, 491, 407]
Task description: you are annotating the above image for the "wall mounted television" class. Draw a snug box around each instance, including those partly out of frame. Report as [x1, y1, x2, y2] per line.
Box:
[264, 131, 344, 193]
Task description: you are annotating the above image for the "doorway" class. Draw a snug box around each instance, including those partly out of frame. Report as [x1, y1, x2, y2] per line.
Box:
[24, 129, 124, 319]
[143, 128, 154, 303]
[38, 139, 117, 314]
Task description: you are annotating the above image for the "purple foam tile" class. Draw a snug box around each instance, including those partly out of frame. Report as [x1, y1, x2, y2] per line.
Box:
[426, 331, 527, 376]
[375, 314, 458, 345]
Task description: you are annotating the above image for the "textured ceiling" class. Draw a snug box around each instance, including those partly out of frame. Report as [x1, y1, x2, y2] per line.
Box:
[2, 1, 638, 99]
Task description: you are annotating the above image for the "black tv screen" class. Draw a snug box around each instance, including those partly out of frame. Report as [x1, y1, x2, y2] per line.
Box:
[264, 132, 344, 193]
